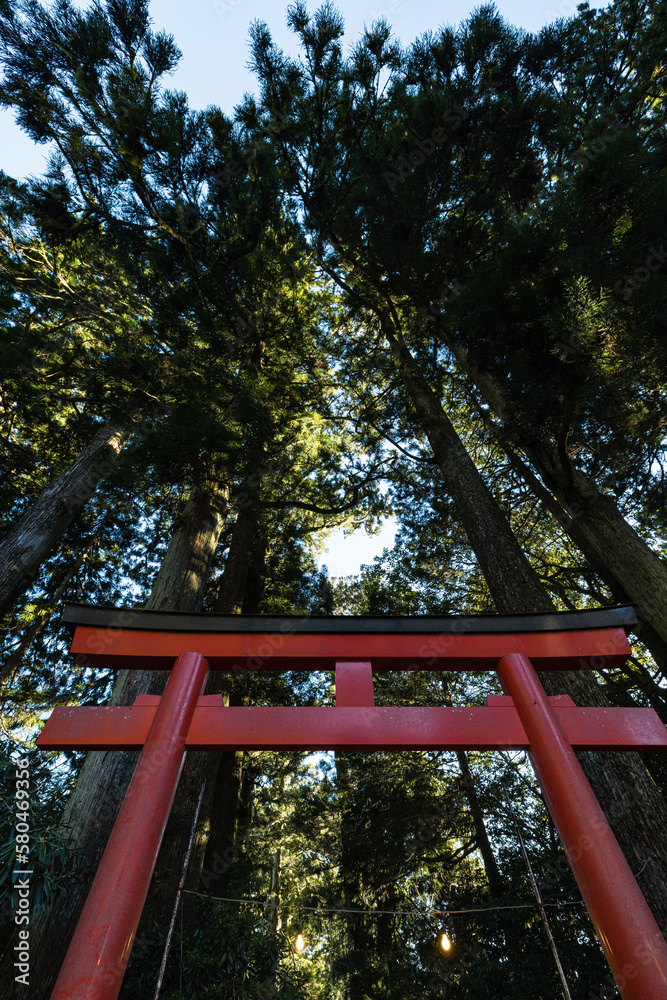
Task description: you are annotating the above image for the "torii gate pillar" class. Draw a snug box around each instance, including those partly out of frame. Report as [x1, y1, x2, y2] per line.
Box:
[36, 604, 667, 1000]
[498, 652, 667, 998]
[48, 651, 209, 999]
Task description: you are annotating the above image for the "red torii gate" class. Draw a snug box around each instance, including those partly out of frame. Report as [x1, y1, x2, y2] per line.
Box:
[37, 603, 667, 1000]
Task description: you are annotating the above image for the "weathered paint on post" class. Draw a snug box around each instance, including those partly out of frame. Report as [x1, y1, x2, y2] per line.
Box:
[50, 651, 209, 1000]
[497, 652, 667, 1000]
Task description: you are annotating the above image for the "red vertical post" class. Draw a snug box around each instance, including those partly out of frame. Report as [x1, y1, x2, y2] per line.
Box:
[497, 653, 667, 1000]
[51, 651, 210, 1000]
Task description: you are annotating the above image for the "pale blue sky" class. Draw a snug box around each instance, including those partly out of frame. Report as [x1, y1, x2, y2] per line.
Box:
[0, 0, 611, 179]
[0, 0, 609, 576]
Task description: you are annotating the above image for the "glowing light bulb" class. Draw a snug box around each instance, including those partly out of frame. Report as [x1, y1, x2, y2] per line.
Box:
[439, 932, 452, 952]
[295, 933, 305, 952]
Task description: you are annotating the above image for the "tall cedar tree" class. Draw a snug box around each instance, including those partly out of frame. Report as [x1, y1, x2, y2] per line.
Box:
[0, 1, 382, 994]
[243, 1, 667, 930]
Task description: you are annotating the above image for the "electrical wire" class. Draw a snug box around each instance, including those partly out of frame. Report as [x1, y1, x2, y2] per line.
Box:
[181, 853, 662, 918]
[503, 781, 572, 1000]
[154, 781, 207, 1000]
[633, 856, 667, 879]
[181, 888, 585, 917]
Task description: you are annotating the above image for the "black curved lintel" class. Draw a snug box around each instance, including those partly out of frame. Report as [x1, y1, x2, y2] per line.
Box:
[60, 603, 638, 636]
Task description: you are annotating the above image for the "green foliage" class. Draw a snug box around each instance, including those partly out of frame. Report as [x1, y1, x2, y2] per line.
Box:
[0, 737, 76, 955]
[125, 903, 295, 1000]
[0, 2, 666, 998]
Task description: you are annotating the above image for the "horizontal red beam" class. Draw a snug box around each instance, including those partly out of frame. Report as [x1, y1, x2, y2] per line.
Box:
[37, 703, 667, 752]
[69, 625, 631, 671]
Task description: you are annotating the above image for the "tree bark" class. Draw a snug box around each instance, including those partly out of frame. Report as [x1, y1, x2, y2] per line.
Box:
[0, 522, 103, 692]
[124, 495, 263, 991]
[268, 847, 282, 939]
[335, 752, 372, 1000]
[200, 689, 248, 898]
[197, 498, 261, 888]
[6, 486, 226, 1000]
[501, 436, 667, 678]
[441, 681, 503, 893]
[215, 450, 266, 616]
[538, 667, 667, 936]
[214, 506, 258, 614]
[0, 423, 128, 619]
[526, 443, 667, 673]
[237, 757, 256, 844]
[455, 751, 504, 895]
[266, 767, 287, 988]
[196, 499, 262, 895]
[444, 328, 667, 672]
[384, 323, 553, 614]
[385, 320, 667, 935]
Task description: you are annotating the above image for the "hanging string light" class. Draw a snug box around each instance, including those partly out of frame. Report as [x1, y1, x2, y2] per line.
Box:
[438, 930, 452, 953]
[176, 886, 590, 976]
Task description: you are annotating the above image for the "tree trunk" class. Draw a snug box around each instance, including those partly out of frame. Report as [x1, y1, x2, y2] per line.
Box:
[538, 667, 667, 936]
[268, 847, 282, 939]
[0, 521, 103, 692]
[441, 681, 503, 892]
[527, 443, 667, 673]
[197, 499, 261, 891]
[444, 328, 667, 672]
[455, 751, 504, 895]
[0, 423, 128, 619]
[124, 496, 262, 992]
[215, 450, 266, 616]
[242, 521, 268, 613]
[499, 433, 667, 670]
[335, 752, 371, 1000]
[266, 767, 287, 988]
[7, 487, 226, 1000]
[384, 323, 553, 614]
[200, 690, 248, 897]
[385, 321, 667, 935]
[214, 506, 258, 614]
[197, 500, 262, 894]
[376, 884, 398, 976]
[237, 757, 256, 845]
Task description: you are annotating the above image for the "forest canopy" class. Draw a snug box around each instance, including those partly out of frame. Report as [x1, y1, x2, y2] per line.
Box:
[0, 1, 666, 997]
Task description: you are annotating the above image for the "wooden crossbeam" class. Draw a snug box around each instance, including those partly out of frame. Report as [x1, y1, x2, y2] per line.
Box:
[69, 624, 631, 671]
[43, 607, 667, 1000]
[36, 700, 667, 752]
